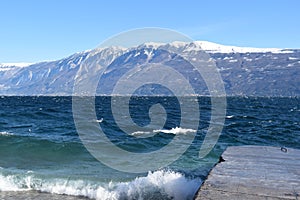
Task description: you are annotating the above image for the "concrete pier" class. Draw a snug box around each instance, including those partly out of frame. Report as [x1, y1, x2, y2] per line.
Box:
[195, 146, 300, 200]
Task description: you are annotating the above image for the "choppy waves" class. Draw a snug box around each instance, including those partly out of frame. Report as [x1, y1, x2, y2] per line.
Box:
[0, 168, 201, 200]
[1, 96, 299, 199]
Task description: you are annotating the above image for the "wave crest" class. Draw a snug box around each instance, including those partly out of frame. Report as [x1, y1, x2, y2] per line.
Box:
[154, 127, 197, 135]
[0, 169, 201, 200]
[130, 127, 197, 136]
[0, 131, 14, 136]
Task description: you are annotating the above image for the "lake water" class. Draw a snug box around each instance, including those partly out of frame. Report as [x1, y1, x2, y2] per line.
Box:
[0, 96, 299, 199]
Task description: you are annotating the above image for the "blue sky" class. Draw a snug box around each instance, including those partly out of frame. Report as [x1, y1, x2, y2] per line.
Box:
[1, 0, 299, 63]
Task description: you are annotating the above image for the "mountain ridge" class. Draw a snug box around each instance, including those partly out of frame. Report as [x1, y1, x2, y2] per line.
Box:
[1, 41, 299, 96]
[1, 40, 294, 67]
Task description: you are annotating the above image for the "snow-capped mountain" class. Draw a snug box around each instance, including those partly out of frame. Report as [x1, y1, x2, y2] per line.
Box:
[139, 41, 292, 54]
[0, 62, 32, 68]
[1, 41, 299, 96]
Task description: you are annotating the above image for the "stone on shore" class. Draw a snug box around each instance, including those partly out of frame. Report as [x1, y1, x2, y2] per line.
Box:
[195, 146, 300, 200]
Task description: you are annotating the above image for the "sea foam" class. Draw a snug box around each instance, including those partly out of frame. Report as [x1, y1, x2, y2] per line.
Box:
[154, 127, 197, 135]
[130, 127, 197, 136]
[0, 131, 14, 136]
[0, 169, 201, 200]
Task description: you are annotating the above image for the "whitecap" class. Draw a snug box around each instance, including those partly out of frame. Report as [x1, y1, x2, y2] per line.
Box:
[154, 127, 197, 135]
[96, 118, 103, 123]
[130, 131, 152, 136]
[0, 131, 14, 136]
[0, 169, 201, 200]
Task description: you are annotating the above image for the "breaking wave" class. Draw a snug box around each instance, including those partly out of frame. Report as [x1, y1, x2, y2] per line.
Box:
[0, 169, 201, 200]
[0, 131, 14, 136]
[130, 127, 197, 136]
[154, 127, 197, 135]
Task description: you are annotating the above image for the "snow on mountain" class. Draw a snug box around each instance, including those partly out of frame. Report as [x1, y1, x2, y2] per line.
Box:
[192, 41, 287, 53]
[0, 41, 299, 96]
[0, 63, 33, 67]
[138, 42, 165, 49]
[137, 41, 291, 54]
[0, 63, 33, 71]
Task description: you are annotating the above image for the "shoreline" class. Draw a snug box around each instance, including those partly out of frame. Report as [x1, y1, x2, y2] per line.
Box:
[0, 191, 89, 200]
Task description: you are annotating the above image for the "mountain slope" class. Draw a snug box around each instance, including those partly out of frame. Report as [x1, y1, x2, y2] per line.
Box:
[1, 41, 299, 96]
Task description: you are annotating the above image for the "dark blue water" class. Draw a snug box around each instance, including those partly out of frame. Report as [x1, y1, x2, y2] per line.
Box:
[0, 96, 299, 199]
